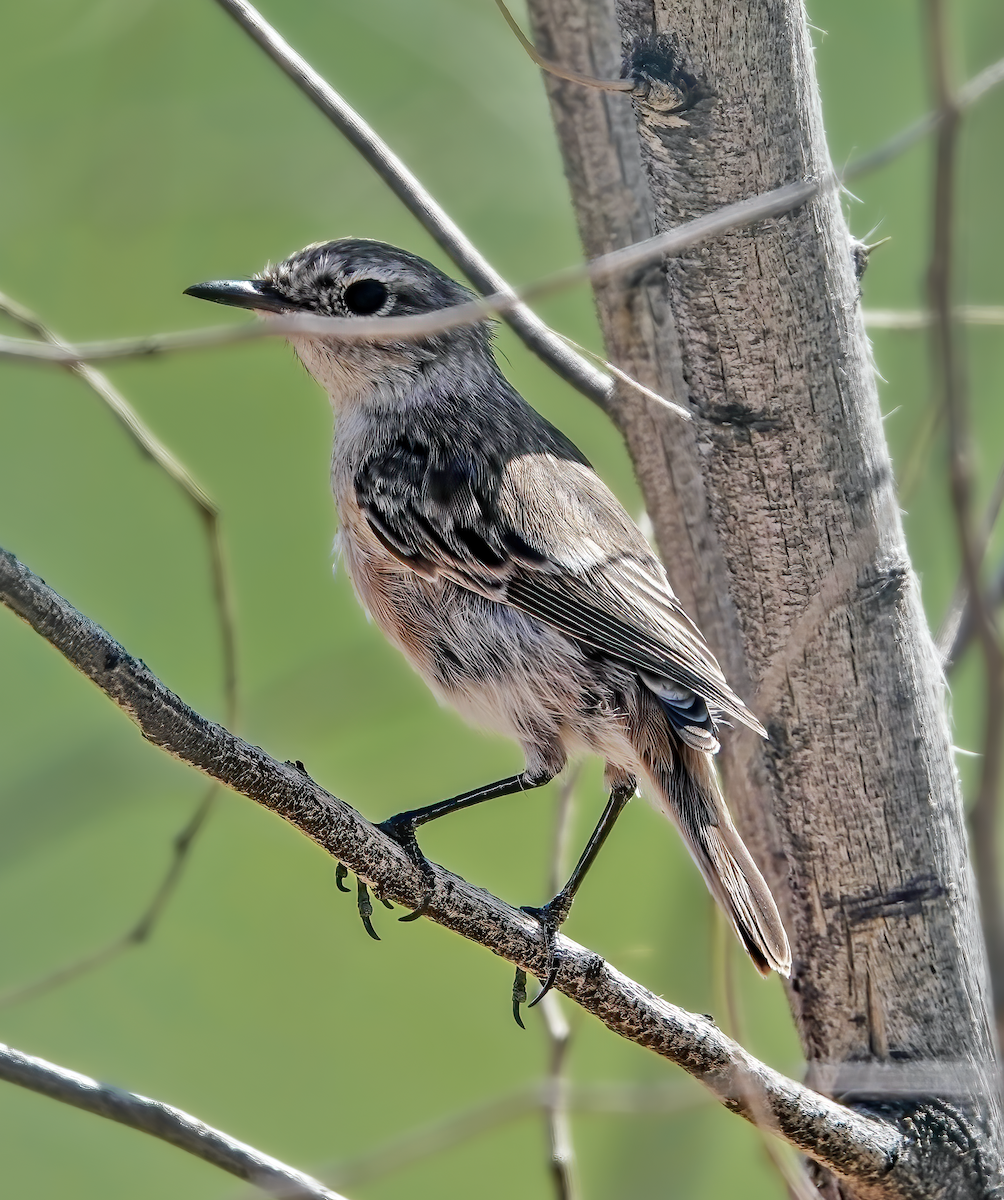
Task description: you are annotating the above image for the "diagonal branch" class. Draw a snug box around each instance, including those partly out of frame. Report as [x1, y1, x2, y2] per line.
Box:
[0, 783, 217, 1009]
[233, 1079, 708, 1196]
[0, 292, 238, 720]
[0, 1042, 347, 1200]
[864, 306, 1004, 329]
[208, 0, 613, 409]
[0, 545, 911, 1194]
[944, 554, 1004, 675]
[0, 179, 816, 370]
[843, 52, 1004, 181]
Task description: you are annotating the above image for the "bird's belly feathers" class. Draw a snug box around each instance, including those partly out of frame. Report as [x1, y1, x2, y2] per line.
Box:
[336, 506, 638, 768]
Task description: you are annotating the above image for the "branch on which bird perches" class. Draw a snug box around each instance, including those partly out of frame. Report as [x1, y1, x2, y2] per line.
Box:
[0, 544, 920, 1194]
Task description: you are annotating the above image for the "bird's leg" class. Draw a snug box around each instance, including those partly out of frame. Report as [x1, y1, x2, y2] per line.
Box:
[375, 770, 555, 924]
[520, 778, 635, 1012]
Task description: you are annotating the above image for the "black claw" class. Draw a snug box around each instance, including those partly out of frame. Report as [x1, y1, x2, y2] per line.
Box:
[528, 963, 560, 1007]
[356, 877, 381, 941]
[398, 902, 428, 923]
[512, 968, 528, 1028]
[521, 902, 563, 1006]
[336, 862, 391, 924]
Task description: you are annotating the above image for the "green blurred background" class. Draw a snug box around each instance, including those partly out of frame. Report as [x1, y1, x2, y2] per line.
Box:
[0, 1, 1002, 1196]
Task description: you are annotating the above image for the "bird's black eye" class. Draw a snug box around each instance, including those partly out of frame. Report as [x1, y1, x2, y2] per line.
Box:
[343, 278, 389, 315]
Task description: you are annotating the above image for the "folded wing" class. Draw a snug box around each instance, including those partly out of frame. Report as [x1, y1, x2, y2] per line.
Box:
[354, 431, 765, 747]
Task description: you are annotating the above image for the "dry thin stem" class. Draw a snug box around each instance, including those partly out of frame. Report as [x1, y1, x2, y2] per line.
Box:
[493, 0, 633, 93]
[719, 926, 818, 1200]
[540, 993, 578, 1200]
[275, 1079, 707, 1196]
[539, 768, 584, 1200]
[0, 179, 817, 368]
[843, 52, 1004, 181]
[0, 290, 240, 1004]
[945, 555, 1004, 675]
[864, 306, 1004, 329]
[553, 331, 691, 420]
[0, 784, 217, 1008]
[937, 457, 1004, 667]
[0, 1042, 347, 1200]
[212, 0, 677, 423]
[0, 293, 217, 518]
[0, 291, 239, 715]
[209, 0, 612, 408]
[321, 1087, 540, 1193]
[924, 0, 1004, 1021]
[0, 546, 909, 1191]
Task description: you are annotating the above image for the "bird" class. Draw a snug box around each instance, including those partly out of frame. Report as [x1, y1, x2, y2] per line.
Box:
[185, 238, 791, 1012]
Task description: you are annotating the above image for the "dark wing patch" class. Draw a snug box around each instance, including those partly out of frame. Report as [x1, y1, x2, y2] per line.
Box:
[354, 436, 512, 587]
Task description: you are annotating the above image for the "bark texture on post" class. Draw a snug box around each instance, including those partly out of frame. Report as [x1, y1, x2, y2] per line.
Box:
[527, 0, 1003, 1193]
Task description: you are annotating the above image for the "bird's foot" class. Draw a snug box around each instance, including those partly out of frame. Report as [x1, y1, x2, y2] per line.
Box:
[334, 862, 393, 940]
[512, 894, 571, 1024]
[377, 813, 437, 923]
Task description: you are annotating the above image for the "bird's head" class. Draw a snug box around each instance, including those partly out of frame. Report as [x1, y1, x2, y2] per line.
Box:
[185, 238, 490, 409]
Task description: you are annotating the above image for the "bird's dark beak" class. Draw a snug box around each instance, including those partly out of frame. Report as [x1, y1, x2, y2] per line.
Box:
[183, 278, 295, 313]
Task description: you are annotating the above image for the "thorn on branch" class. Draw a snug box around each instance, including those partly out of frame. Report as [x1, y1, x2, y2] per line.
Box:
[851, 235, 892, 281]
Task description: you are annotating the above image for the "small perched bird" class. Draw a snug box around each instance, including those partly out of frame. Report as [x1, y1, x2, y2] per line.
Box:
[186, 239, 791, 1008]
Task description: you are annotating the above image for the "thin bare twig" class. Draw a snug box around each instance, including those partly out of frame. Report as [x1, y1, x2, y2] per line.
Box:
[539, 767, 584, 1200]
[0, 292, 239, 714]
[0, 545, 910, 1189]
[247, 1079, 707, 1197]
[0, 291, 239, 1005]
[553, 330, 690, 419]
[492, 0, 633, 93]
[209, 0, 612, 409]
[864, 306, 1004, 329]
[322, 1086, 540, 1193]
[718, 925, 818, 1200]
[843, 52, 1004, 181]
[0, 785, 217, 1008]
[944, 555, 1004, 674]
[539, 993, 578, 1200]
[0, 1042, 348, 1200]
[924, 1, 1004, 1020]
[0, 179, 817, 371]
[937, 458, 1004, 668]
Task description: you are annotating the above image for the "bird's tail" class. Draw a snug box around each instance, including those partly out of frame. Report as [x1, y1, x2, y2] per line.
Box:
[643, 740, 791, 977]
